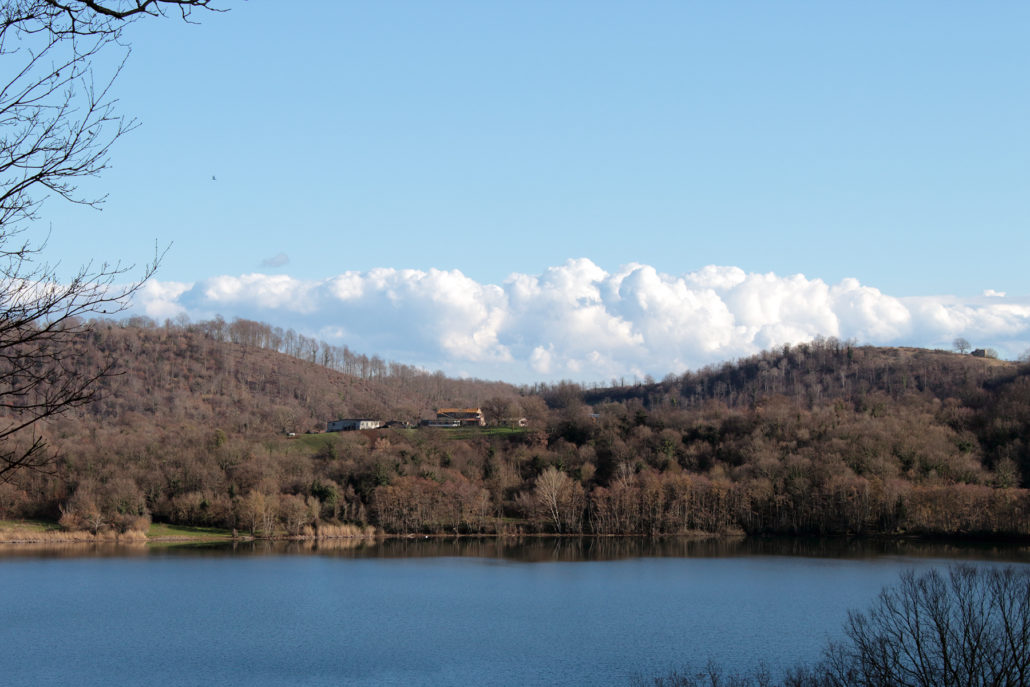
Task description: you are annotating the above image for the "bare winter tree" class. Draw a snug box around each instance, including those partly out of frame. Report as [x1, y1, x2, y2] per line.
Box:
[636, 565, 1030, 687]
[0, 1, 222, 482]
[527, 466, 584, 534]
[825, 565, 1030, 687]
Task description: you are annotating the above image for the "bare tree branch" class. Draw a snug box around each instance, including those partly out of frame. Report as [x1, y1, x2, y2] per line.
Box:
[0, 0, 222, 481]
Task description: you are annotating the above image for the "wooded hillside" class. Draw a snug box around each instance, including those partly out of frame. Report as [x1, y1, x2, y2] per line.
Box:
[2, 320, 1027, 539]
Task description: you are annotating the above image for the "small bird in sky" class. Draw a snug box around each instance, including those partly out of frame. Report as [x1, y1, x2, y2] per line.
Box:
[211, 175, 217, 181]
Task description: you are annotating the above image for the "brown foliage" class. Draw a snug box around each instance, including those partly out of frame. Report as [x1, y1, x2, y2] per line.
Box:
[1, 320, 1027, 538]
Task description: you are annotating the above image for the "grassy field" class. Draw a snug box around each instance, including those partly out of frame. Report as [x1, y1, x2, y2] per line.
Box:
[443, 426, 529, 440]
[0, 519, 62, 534]
[290, 432, 335, 451]
[146, 523, 235, 540]
[0, 519, 122, 543]
[0, 520, 235, 542]
[327, 426, 528, 438]
[288, 426, 530, 451]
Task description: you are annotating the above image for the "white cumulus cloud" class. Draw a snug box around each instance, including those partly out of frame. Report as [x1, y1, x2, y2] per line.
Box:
[132, 259, 1030, 382]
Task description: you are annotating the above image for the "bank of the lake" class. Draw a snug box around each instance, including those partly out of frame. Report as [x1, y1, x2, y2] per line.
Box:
[0, 519, 383, 545]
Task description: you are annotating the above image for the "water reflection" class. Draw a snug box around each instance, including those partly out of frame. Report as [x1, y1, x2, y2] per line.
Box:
[2, 535, 1028, 562]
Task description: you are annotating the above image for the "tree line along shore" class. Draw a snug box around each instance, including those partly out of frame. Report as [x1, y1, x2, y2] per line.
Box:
[1, 318, 1028, 541]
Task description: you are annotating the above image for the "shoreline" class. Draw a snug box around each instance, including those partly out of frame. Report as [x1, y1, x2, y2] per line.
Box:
[2, 521, 1029, 547]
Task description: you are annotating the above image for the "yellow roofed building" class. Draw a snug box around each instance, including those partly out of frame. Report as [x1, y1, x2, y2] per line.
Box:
[436, 408, 485, 427]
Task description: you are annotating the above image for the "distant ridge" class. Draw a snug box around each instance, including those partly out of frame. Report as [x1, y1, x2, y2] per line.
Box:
[1, 319, 1026, 540]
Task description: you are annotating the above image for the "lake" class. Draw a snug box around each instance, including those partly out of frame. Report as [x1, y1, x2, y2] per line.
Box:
[2, 537, 1028, 686]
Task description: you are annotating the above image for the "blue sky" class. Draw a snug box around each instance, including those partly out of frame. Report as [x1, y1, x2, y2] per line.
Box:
[27, 2, 1030, 382]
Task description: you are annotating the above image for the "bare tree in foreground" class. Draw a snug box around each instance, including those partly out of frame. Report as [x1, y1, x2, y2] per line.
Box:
[635, 566, 1030, 687]
[0, 1, 222, 482]
[827, 565, 1030, 687]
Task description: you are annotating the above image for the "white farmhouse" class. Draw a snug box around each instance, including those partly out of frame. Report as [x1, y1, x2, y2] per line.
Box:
[326, 418, 382, 432]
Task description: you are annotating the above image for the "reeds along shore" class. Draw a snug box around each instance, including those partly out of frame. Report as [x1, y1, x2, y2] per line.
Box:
[0, 522, 378, 544]
[0, 526, 149, 544]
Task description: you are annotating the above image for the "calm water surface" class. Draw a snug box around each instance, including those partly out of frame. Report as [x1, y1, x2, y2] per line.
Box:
[2, 537, 1028, 686]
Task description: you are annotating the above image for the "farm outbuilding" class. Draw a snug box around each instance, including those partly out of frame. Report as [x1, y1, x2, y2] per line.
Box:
[327, 418, 382, 432]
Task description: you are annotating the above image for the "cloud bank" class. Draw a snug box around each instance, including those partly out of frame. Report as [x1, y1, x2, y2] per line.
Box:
[134, 260, 1030, 383]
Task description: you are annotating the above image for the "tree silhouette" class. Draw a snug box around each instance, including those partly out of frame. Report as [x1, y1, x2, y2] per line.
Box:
[0, 1, 222, 482]
[827, 565, 1030, 686]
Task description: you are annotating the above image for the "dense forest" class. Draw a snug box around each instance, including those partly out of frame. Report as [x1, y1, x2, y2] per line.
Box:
[1, 317, 1028, 539]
